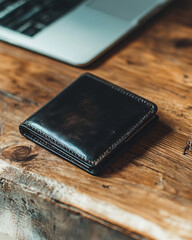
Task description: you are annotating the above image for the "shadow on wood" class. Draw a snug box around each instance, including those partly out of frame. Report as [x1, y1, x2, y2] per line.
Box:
[104, 121, 173, 176]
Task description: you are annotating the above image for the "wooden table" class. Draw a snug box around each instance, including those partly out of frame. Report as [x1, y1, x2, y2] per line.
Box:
[0, 1, 192, 239]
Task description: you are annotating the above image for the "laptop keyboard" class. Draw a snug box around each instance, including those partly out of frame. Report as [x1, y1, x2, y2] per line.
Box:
[0, 0, 84, 36]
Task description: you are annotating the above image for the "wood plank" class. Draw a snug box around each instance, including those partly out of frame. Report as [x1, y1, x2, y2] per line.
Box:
[0, 0, 192, 239]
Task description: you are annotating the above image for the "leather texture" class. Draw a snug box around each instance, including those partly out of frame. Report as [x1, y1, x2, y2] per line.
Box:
[19, 73, 158, 175]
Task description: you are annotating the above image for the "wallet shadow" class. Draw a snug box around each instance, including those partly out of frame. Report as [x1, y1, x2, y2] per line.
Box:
[102, 120, 173, 176]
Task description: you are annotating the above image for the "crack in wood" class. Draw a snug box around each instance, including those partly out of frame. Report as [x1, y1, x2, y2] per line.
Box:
[131, 161, 176, 182]
[0, 90, 38, 105]
[0, 121, 3, 136]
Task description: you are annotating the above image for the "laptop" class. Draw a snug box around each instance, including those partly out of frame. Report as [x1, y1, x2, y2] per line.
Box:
[0, 0, 173, 66]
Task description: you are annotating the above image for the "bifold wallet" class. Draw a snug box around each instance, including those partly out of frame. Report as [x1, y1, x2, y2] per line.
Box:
[19, 73, 158, 175]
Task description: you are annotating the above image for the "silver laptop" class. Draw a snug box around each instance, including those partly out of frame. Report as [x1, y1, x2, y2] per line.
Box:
[0, 0, 172, 66]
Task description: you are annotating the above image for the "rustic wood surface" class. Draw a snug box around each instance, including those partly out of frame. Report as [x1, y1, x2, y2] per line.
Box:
[0, 0, 192, 239]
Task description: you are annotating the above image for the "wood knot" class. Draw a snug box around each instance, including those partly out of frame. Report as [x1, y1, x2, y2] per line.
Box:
[2, 145, 38, 162]
[11, 146, 32, 161]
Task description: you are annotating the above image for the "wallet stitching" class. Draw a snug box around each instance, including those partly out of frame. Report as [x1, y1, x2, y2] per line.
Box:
[86, 73, 155, 109]
[23, 129, 95, 174]
[23, 73, 156, 166]
[22, 123, 87, 161]
[25, 131, 89, 170]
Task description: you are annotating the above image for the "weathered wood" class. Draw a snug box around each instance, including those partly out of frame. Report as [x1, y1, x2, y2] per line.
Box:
[0, 0, 192, 239]
[0, 166, 139, 240]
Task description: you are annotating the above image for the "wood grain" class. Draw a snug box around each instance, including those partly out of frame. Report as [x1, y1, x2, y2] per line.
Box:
[0, 0, 192, 239]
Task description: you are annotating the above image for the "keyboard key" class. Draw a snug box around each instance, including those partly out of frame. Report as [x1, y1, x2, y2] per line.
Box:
[22, 25, 39, 36]
[0, 0, 27, 19]
[6, 5, 43, 29]
[0, 0, 84, 36]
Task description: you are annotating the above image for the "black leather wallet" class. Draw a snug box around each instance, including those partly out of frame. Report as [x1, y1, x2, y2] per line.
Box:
[19, 73, 158, 175]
